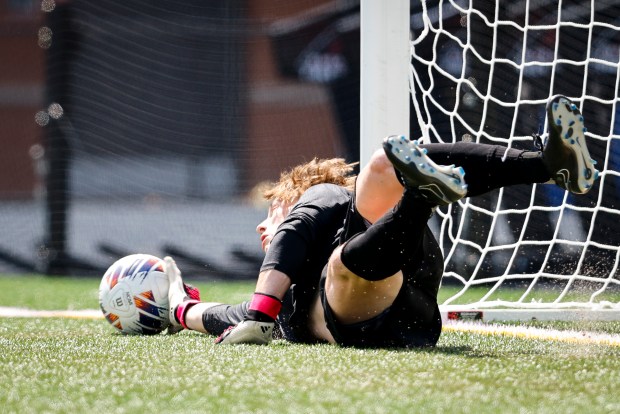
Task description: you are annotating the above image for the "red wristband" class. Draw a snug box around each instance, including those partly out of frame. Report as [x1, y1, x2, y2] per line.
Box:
[248, 293, 282, 320]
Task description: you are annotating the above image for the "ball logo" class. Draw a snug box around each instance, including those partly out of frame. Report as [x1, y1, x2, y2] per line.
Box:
[109, 289, 131, 312]
[99, 254, 171, 334]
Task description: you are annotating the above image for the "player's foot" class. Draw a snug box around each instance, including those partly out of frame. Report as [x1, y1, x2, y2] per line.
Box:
[383, 135, 468, 205]
[544, 95, 599, 194]
[164, 256, 200, 332]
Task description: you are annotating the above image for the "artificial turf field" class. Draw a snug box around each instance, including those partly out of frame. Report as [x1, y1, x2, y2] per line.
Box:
[2, 274, 620, 414]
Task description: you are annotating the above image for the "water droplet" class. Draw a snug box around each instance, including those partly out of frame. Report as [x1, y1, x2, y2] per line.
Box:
[48, 103, 64, 119]
[35, 111, 49, 126]
[38, 26, 52, 49]
[41, 0, 56, 12]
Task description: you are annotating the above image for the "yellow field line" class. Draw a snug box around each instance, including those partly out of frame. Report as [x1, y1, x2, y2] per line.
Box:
[444, 321, 620, 347]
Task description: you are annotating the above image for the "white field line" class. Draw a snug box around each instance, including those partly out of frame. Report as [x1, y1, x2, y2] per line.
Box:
[444, 321, 620, 347]
[0, 306, 103, 319]
[2, 306, 620, 347]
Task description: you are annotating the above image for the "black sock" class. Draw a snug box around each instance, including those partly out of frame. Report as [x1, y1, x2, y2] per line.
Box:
[422, 142, 550, 197]
[339, 191, 434, 281]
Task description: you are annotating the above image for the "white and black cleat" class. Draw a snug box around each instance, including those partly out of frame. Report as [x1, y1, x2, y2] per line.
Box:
[383, 135, 468, 206]
[164, 256, 190, 330]
[545, 95, 599, 194]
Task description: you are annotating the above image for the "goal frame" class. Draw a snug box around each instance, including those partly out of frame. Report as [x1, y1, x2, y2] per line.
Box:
[360, 1, 620, 321]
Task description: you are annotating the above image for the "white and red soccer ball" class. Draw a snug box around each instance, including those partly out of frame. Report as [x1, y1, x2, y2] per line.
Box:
[99, 254, 170, 335]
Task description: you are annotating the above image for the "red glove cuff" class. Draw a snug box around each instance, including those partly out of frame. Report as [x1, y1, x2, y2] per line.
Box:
[183, 283, 201, 301]
[248, 293, 282, 320]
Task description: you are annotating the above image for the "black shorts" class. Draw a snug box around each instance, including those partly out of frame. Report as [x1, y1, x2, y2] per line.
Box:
[318, 267, 442, 348]
[279, 189, 443, 347]
[318, 194, 443, 348]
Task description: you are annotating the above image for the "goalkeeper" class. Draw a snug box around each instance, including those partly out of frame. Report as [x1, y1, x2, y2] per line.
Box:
[166, 95, 599, 347]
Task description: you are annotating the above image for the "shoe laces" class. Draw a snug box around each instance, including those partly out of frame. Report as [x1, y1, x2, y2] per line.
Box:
[531, 133, 544, 151]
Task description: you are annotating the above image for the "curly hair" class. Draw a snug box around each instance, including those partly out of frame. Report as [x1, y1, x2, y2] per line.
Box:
[263, 158, 358, 203]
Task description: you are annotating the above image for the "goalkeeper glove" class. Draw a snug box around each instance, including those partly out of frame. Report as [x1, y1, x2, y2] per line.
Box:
[215, 292, 281, 345]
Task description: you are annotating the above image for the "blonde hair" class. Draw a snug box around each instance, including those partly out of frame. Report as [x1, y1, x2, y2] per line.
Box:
[263, 158, 357, 203]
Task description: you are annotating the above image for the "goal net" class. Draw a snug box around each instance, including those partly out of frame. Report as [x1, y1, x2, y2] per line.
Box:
[408, 0, 620, 317]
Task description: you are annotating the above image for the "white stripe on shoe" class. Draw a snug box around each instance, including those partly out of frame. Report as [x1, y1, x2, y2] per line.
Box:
[383, 135, 467, 206]
[546, 95, 599, 194]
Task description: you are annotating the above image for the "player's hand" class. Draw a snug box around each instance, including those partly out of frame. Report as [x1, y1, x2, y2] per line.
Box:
[215, 319, 274, 345]
[215, 292, 280, 344]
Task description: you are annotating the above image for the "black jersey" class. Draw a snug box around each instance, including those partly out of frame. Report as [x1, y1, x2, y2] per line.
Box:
[262, 183, 444, 346]
[260, 183, 351, 283]
[260, 184, 351, 342]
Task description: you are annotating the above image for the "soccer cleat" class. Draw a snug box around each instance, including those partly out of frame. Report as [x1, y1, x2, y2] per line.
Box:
[164, 256, 200, 332]
[165, 282, 201, 334]
[544, 95, 599, 194]
[383, 135, 468, 206]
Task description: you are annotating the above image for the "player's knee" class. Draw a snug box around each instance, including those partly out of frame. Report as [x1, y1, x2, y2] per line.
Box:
[367, 149, 394, 176]
[327, 246, 357, 283]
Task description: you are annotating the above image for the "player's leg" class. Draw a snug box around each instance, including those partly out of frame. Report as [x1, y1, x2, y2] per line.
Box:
[322, 136, 467, 325]
[419, 141, 550, 197]
[353, 147, 404, 224]
[174, 302, 250, 335]
[354, 139, 468, 224]
[416, 95, 599, 197]
[383, 135, 467, 204]
[321, 247, 403, 325]
[322, 189, 437, 324]
[165, 256, 250, 335]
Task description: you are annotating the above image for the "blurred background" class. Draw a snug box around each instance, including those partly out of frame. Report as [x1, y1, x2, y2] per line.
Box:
[1, 0, 619, 288]
[0, 0, 362, 278]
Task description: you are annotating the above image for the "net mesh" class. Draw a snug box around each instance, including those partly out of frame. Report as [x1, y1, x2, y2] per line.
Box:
[410, 0, 620, 309]
[2, 0, 352, 277]
[2, 0, 620, 310]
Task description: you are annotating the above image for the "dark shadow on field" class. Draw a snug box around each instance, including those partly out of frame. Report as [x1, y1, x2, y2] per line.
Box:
[429, 346, 476, 356]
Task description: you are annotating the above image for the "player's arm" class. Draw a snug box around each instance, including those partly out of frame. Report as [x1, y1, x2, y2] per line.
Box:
[217, 195, 320, 345]
[215, 268, 291, 344]
[254, 268, 292, 300]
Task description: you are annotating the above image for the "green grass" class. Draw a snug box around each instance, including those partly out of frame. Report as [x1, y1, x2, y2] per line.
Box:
[2, 274, 620, 413]
[0, 274, 254, 310]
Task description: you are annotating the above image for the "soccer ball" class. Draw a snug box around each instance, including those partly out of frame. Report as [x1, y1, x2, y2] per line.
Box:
[99, 254, 171, 335]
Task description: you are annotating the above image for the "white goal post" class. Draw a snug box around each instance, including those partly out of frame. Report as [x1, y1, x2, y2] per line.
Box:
[361, 0, 620, 321]
[360, 0, 410, 166]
